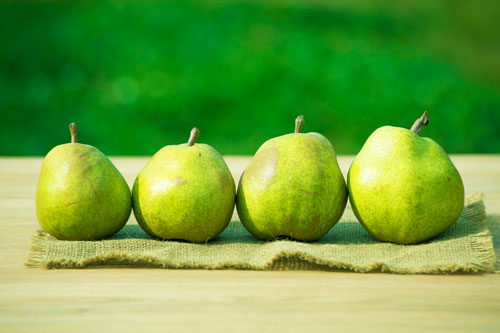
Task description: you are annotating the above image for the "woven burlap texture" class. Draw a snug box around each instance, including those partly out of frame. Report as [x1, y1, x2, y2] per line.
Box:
[26, 194, 495, 274]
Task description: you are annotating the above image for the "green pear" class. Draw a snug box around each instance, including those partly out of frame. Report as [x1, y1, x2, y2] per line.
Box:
[132, 128, 235, 242]
[36, 123, 132, 240]
[347, 112, 465, 244]
[236, 116, 348, 241]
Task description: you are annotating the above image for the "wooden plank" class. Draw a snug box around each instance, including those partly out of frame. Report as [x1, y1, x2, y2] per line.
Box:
[0, 156, 499, 331]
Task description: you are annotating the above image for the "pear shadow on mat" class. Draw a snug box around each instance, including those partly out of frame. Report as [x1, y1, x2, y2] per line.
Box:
[109, 215, 479, 246]
[109, 222, 259, 244]
[487, 214, 500, 271]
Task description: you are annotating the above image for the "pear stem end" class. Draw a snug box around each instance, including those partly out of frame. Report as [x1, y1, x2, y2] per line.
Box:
[187, 127, 200, 146]
[294, 115, 305, 133]
[410, 111, 429, 135]
[69, 122, 77, 143]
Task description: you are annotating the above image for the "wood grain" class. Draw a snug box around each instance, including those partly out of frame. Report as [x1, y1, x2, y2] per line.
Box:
[0, 156, 499, 332]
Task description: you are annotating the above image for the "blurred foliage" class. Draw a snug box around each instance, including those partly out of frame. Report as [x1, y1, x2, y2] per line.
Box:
[0, 0, 499, 155]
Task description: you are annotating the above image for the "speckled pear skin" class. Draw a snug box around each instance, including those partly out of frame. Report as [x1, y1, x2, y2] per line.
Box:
[132, 143, 236, 243]
[236, 132, 348, 241]
[347, 126, 464, 244]
[36, 144, 132, 240]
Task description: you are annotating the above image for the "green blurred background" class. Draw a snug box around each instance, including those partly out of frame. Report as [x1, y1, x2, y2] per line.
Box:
[1, 0, 499, 155]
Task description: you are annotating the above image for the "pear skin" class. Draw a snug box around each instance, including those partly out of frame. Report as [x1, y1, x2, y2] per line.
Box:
[347, 112, 465, 244]
[236, 116, 347, 241]
[132, 128, 235, 243]
[36, 123, 132, 240]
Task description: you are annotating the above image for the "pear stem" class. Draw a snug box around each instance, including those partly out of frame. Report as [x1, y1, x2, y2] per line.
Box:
[69, 123, 77, 143]
[294, 115, 305, 133]
[410, 111, 429, 135]
[187, 127, 200, 146]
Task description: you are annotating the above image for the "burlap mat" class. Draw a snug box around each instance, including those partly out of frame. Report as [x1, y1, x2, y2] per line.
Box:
[26, 194, 495, 274]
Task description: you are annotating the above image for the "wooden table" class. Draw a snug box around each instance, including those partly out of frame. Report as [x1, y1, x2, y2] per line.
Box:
[1, 156, 499, 332]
